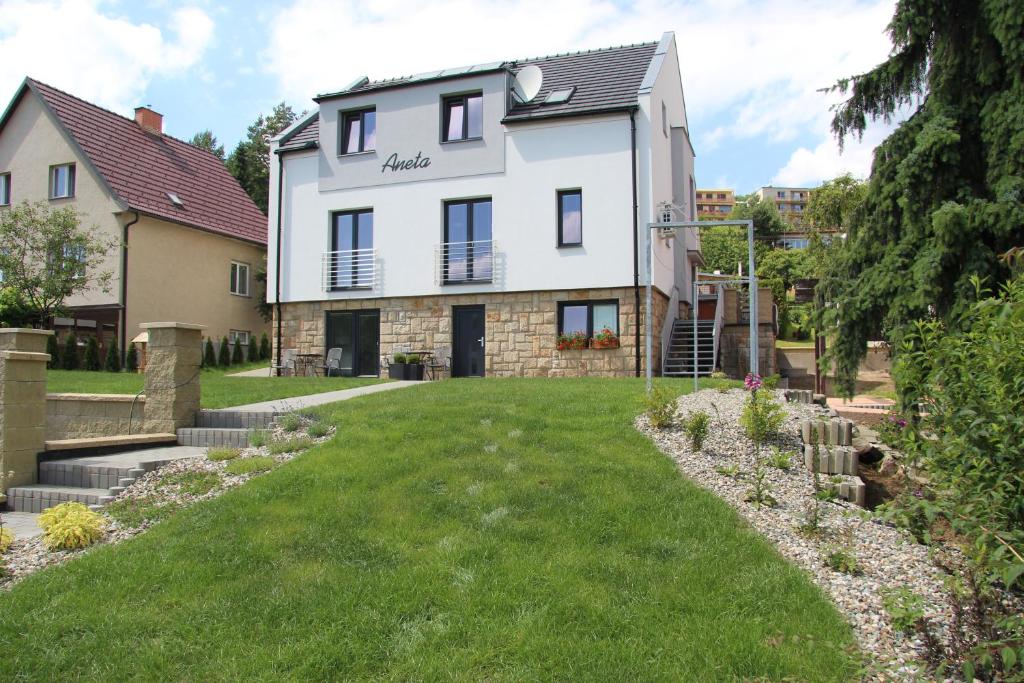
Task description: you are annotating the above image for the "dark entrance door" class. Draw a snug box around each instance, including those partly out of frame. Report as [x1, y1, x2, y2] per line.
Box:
[325, 310, 380, 376]
[452, 305, 485, 377]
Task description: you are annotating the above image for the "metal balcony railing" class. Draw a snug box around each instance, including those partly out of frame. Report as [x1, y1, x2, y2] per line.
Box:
[435, 240, 495, 284]
[322, 248, 376, 291]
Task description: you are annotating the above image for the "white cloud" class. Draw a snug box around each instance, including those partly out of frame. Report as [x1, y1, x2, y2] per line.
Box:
[0, 0, 214, 114]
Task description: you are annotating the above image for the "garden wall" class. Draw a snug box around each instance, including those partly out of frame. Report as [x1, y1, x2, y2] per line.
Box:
[46, 394, 146, 440]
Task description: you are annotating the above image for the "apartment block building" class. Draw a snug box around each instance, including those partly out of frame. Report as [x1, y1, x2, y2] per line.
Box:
[695, 188, 735, 219]
[269, 33, 703, 377]
[751, 185, 812, 228]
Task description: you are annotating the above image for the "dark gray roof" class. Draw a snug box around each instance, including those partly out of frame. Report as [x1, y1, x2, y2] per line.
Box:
[278, 114, 319, 151]
[504, 42, 657, 122]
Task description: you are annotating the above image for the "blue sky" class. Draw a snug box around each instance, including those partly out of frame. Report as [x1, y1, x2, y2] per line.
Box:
[0, 0, 899, 193]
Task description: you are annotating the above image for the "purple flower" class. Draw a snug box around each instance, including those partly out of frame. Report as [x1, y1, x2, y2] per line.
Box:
[744, 373, 762, 391]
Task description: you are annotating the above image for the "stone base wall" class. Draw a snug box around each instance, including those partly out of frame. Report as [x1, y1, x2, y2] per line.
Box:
[276, 287, 670, 378]
[46, 394, 146, 440]
[719, 323, 777, 379]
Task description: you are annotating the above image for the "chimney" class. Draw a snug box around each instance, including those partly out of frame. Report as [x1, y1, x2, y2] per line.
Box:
[134, 106, 163, 134]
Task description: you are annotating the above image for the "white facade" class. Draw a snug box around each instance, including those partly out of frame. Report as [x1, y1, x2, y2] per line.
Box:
[268, 33, 697, 308]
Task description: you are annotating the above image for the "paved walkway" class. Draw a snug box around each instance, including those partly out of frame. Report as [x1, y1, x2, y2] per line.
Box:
[4, 511, 43, 539]
[227, 366, 273, 377]
[223, 380, 422, 413]
[46, 445, 206, 469]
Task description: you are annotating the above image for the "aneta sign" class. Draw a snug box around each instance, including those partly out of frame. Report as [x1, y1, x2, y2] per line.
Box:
[381, 151, 431, 174]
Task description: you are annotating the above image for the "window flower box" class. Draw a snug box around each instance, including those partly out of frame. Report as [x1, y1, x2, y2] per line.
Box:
[591, 327, 620, 349]
[557, 332, 588, 351]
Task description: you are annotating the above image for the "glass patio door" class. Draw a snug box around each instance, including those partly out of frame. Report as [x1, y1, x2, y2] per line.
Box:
[325, 310, 379, 376]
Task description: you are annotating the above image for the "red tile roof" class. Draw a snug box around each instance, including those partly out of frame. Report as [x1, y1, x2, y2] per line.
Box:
[20, 79, 267, 246]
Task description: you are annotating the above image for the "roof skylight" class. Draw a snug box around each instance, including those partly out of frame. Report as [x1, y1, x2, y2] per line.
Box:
[167, 192, 184, 207]
[544, 87, 576, 105]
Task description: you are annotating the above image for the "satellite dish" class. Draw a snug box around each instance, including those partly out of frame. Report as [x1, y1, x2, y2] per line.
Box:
[511, 65, 543, 103]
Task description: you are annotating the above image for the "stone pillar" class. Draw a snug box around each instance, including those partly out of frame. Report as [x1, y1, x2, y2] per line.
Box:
[0, 329, 53, 489]
[140, 322, 203, 434]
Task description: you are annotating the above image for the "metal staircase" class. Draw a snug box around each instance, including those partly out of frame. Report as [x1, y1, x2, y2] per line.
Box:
[663, 318, 716, 377]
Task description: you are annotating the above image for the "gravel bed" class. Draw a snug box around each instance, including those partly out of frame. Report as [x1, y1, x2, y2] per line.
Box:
[0, 417, 334, 589]
[637, 387, 952, 680]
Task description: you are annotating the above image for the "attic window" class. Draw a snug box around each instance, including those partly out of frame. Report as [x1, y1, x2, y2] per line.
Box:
[544, 87, 575, 105]
[167, 192, 184, 207]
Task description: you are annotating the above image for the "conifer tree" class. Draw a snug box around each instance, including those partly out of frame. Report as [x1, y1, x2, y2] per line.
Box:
[104, 338, 120, 372]
[46, 333, 61, 369]
[218, 337, 231, 366]
[126, 342, 139, 373]
[61, 333, 78, 370]
[83, 336, 101, 371]
[231, 338, 243, 365]
[203, 338, 217, 368]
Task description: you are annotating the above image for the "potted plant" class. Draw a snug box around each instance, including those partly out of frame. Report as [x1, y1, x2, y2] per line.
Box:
[404, 354, 425, 381]
[591, 327, 620, 349]
[388, 353, 407, 380]
[557, 332, 588, 351]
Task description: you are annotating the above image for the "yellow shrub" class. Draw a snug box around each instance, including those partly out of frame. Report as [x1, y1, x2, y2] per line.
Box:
[0, 527, 13, 553]
[39, 501, 90, 531]
[41, 504, 107, 551]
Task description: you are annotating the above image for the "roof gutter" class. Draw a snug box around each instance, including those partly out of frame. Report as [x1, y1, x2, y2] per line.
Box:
[120, 211, 139, 364]
[630, 109, 641, 377]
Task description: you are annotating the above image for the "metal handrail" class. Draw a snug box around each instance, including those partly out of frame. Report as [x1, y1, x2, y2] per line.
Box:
[322, 248, 376, 290]
[435, 240, 495, 284]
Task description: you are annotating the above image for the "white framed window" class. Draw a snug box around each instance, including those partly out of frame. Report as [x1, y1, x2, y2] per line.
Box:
[49, 163, 75, 199]
[0, 173, 10, 206]
[228, 329, 250, 346]
[230, 261, 250, 296]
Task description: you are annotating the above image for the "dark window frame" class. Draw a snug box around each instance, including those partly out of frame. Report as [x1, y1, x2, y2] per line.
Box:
[441, 92, 483, 143]
[329, 208, 374, 290]
[442, 197, 492, 284]
[556, 189, 583, 247]
[557, 299, 620, 339]
[0, 172, 9, 205]
[339, 108, 376, 155]
[49, 163, 75, 199]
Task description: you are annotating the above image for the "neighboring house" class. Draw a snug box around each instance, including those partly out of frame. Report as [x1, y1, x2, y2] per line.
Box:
[270, 32, 702, 377]
[0, 78, 268, 359]
[696, 188, 735, 218]
[751, 185, 813, 227]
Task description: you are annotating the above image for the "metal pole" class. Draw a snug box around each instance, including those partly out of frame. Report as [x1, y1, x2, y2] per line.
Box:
[692, 277, 698, 393]
[746, 219, 759, 376]
[645, 227, 653, 394]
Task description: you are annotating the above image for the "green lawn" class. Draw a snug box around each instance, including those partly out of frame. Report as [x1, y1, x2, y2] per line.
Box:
[776, 338, 815, 349]
[0, 378, 857, 680]
[46, 363, 385, 409]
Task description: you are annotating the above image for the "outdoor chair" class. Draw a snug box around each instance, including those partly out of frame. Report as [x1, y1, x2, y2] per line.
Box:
[426, 345, 451, 380]
[324, 347, 344, 376]
[271, 348, 297, 376]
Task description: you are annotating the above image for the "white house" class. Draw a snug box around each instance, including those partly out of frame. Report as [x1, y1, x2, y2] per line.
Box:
[268, 32, 700, 377]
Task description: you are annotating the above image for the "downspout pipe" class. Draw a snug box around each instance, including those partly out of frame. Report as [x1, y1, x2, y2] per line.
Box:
[120, 211, 139, 365]
[274, 151, 284, 377]
[630, 110, 641, 377]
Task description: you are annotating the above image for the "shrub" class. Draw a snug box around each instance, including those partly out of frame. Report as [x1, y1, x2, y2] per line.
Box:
[40, 502, 106, 551]
[406, 353, 421, 364]
[207, 447, 241, 462]
[218, 337, 230, 366]
[393, 353, 407, 364]
[767, 447, 793, 471]
[203, 338, 217, 367]
[82, 336, 101, 371]
[268, 437, 314, 455]
[126, 342, 139, 372]
[890, 275, 1024, 590]
[881, 588, 925, 635]
[247, 337, 259, 363]
[248, 430, 268, 448]
[104, 338, 120, 372]
[824, 547, 861, 575]
[158, 471, 221, 496]
[744, 465, 777, 509]
[682, 411, 710, 451]
[278, 413, 302, 432]
[643, 385, 676, 429]
[0, 527, 12, 553]
[61, 333, 78, 370]
[740, 390, 786, 447]
[710, 370, 729, 380]
[259, 333, 271, 360]
[105, 496, 179, 528]
[46, 333, 61, 369]
[761, 374, 781, 391]
[307, 421, 331, 438]
[716, 464, 740, 478]
[231, 338, 243, 364]
[225, 456, 275, 475]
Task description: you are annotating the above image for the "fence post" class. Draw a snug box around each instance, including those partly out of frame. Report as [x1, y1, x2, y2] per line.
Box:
[0, 328, 53, 489]
[140, 322, 204, 434]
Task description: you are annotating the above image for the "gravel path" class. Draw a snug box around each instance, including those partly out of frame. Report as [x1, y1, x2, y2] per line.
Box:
[1, 417, 333, 589]
[637, 387, 950, 680]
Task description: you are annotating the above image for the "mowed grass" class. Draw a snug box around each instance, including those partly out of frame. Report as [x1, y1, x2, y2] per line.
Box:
[46, 363, 384, 409]
[0, 378, 857, 680]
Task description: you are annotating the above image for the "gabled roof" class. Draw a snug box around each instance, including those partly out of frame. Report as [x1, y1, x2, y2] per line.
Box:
[0, 78, 267, 246]
[308, 39, 662, 125]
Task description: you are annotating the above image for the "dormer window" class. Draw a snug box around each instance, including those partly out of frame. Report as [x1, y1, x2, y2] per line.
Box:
[442, 93, 482, 142]
[340, 108, 376, 155]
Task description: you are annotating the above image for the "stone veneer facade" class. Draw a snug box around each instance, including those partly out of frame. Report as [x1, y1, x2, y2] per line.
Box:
[46, 394, 146, 440]
[276, 287, 670, 377]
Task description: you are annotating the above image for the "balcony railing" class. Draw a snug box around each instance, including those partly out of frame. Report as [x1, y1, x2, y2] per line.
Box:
[435, 240, 495, 284]
[321, 248, 376, 291]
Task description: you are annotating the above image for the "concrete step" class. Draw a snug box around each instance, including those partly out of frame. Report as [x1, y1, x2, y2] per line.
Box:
[39, 461, 135, 489]
[44, 433, 177, 453]
[7, 485, 110, 512]
[194, 410, 278, 429]
[177, 427, 250, 448]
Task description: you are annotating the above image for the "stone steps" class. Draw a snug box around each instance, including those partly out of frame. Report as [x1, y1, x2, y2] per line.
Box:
[176, 427, 252, 448]
[177, 409, 278, 448]
[6, 485, 111, 512]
